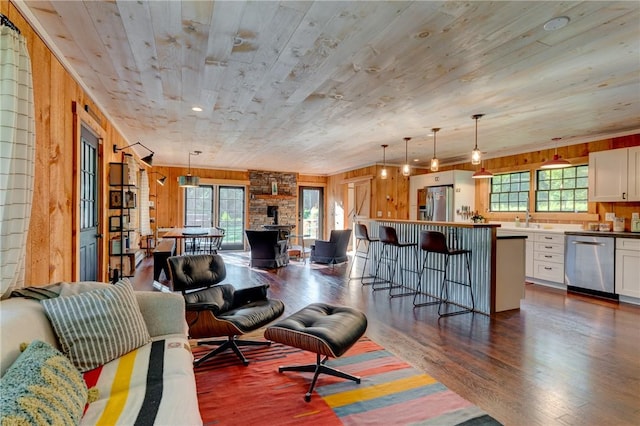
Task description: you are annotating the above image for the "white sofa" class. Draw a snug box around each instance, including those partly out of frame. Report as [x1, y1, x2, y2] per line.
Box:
[0, 282, 202, 425]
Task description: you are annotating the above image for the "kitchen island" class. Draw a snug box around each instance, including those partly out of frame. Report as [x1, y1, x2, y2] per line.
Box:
[362, 219, 525, 315]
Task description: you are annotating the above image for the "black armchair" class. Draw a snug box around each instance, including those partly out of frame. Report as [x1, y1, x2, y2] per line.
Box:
[245, 230, 289, 268]
[167, 254, 285, 366]
[310, 229, 352, 264]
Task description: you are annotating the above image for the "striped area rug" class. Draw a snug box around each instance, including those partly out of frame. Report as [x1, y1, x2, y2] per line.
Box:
[193, 337, 501, 425]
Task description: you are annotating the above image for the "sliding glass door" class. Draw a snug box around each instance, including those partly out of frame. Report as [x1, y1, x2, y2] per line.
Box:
[298, 187, 323, 240]
[184, 185, 245, 250]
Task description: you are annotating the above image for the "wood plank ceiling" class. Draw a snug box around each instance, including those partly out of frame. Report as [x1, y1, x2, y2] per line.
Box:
[17, 1, 640, 174]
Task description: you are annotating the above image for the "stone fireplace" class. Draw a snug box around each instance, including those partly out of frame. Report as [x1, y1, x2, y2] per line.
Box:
[248, 170, 298, 231]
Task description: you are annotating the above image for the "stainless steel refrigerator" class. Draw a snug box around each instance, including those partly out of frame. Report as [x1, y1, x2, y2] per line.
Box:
[423, 185, 454, 221]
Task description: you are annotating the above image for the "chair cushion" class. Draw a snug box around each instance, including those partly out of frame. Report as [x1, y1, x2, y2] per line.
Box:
[265, 303, 367, 358]
[183, 283, 236, 314]
[219, 299, 285, 333]
[168, 254, 227, 292]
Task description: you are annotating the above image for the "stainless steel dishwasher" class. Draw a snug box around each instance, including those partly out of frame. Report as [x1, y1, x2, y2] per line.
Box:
[565, 234, 616, 298]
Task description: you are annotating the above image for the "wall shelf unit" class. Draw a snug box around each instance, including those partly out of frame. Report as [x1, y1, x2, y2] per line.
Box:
[108, 160, 138, 279]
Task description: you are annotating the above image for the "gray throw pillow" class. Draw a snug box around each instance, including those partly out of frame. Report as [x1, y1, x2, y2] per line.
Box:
[41, 279, 151, 372]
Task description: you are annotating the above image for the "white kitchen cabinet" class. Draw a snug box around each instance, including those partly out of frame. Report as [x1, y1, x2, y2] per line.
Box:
[615, 238, 640, 298]
[532, 232, 565, 286]
[589, 146, 640, 202]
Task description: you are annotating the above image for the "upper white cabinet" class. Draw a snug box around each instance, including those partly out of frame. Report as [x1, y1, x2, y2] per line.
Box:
[588, 146, 640, 202]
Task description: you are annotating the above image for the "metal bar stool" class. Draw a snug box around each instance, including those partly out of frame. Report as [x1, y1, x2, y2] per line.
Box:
[413, 230, 475, 316]
[348, 223, 380, 285]
[413, 230, 444, 308]
[371, 225, 418, 298]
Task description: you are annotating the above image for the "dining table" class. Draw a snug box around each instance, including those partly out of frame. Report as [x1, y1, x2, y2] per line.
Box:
[161, 227, 225, 255]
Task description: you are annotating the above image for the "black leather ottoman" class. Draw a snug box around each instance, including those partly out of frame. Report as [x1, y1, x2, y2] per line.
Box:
[264, 302, 368, 401]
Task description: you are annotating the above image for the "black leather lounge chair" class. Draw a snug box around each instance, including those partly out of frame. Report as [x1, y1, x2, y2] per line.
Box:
[167, 253, 285, 366]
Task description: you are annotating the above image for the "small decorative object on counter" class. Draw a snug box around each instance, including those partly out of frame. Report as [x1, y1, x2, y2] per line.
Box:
[471, 212, 485, 223]
[631, 213, 640, 232]
[587, 222, 599, 231]
[515, 216, 520, 227]
[599, 222, 611, 232]
[613, 217, 625, 232]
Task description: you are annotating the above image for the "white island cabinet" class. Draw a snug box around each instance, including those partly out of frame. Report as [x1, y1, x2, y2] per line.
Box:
[588, 146, 640, 202]
[616, 238, 640, 299]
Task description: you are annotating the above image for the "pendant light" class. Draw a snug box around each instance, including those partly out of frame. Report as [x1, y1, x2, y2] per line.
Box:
[471, 166, 493, 179]
[380, 144, 389, 179]
[470, 114, 484, 165]
[471, 114, 493, 179]
[402, 137, 411, 177]
[541, 139, 571, 169]
[430, 128, 440, 172]
[178, 150, 201, 187]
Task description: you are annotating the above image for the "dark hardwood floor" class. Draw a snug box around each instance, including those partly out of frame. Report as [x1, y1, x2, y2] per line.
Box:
[130, 252, 640, 426]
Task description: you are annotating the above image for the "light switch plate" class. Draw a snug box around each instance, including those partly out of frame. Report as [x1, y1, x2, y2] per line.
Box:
[605, 212, 616, 221]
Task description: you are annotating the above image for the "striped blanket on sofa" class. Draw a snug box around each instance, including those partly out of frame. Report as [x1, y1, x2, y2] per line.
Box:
[81, 336, 201, 426]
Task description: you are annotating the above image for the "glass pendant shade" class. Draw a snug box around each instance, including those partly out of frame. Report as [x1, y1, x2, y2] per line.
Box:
[380, 144, 388, 179]
[471, 114, 484, 165]
[471, 147, 481, 165]
[402, 137, 411, 177]
[430, 128, 440, 172]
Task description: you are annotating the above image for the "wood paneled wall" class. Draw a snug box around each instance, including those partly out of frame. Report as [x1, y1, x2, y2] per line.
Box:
[4, 1, 133, 285]
[473, 134, 640, 227]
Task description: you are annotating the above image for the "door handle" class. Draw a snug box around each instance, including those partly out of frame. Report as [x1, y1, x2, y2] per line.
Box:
[96, 234, 103, 239]
[622, 192, 627, 200]
[572, 241, 605, 246]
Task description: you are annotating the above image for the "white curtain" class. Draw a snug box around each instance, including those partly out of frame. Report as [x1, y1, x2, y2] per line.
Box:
[139, 170, 151, 236]
[0, 18, 36, 297]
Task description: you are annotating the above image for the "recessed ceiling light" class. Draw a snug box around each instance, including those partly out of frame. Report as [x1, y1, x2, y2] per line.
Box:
[543, 16, 570, 31]
[192, 106, 203, 112]
[413, 158, 420, 162]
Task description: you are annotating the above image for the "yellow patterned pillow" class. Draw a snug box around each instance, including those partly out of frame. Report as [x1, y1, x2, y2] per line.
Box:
[0, 340, 88, 425]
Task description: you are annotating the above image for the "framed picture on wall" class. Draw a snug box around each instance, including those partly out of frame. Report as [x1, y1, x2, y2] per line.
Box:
[124, 190, 136, 208]
[108, 162, 130, 186]
[109, 190, 122, 209]
[109, 216, 122, 231]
